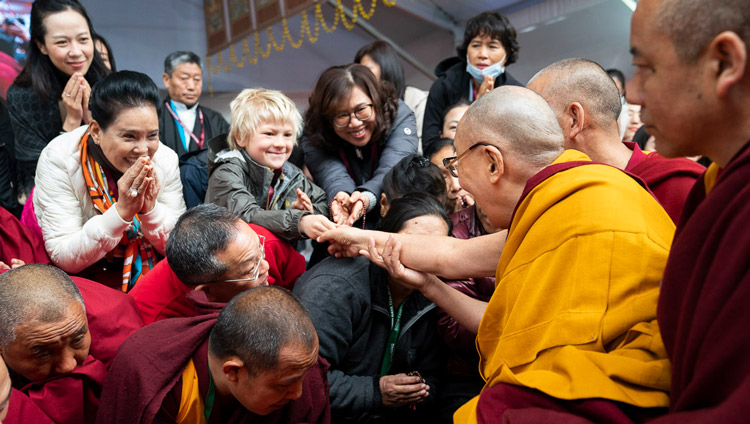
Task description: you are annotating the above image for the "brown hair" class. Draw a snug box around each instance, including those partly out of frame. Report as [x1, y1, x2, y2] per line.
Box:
[303, 64, 399, 154]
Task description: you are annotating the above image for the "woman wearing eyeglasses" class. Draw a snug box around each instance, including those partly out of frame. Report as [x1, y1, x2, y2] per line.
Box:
[301, 64, 418, 228]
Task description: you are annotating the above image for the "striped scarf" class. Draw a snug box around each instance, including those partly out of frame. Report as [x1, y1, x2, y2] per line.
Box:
[79, 130, 155, 292]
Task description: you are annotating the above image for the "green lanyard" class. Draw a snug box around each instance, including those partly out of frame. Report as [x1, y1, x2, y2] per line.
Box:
[379, 287, 405, 376]
[204, 365, 216, 422]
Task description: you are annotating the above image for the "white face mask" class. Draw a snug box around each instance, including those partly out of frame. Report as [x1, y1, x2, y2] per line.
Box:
[465, 53, 506, 83]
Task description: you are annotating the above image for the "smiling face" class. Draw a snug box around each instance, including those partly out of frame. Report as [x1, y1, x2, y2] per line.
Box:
[238, 121, 295, 170]
[163, 62, 203, 107]
[467, 34, 506, 69]
[90, 105, 160, 174]
[0, 301, 90, 382]
[332, 86, 377, 148]
[627, 0, 706, 158]
[37, 9, 94, 76]
[234, 340, 319, 416]
[204, 222, 269, 303]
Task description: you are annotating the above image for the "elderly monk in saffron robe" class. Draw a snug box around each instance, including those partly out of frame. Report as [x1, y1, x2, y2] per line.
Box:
[97, 286, 330, 424]
[627, 0, 750, 421]
[0, 264, 143, 424]
[320, 86, 675, 422]
[526, 58, 704, 223]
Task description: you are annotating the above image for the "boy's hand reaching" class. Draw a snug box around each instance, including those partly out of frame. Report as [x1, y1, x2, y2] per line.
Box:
[299, 214, 337, 239]
[291, 188, 314, 212]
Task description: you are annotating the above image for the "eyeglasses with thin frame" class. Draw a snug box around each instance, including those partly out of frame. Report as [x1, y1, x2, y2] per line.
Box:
[222, 235, 266, 284]
[442, 142, 495, 178]
[333, 104, 374, 128]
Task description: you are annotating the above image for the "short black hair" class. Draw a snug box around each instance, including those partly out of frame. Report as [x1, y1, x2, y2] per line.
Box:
[165, 204, 241, 285]
[377, 192, 452, 234]
[209, 286, 317, 376]
[354, 41, 406, 99]
[425, 138, 455, 162]
[164, 51, 202, 76]
[457, 11, 519, 66]
[381, 155, 447, 207]
[89, 70, 161, 130]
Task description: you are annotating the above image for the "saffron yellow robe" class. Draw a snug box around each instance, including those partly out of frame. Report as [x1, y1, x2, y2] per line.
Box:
[455, 150, 674, 422]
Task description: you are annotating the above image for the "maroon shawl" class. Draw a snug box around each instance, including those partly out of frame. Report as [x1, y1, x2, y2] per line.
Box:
[0, 206, 50, 265]
[3, 388, 54, 424]
[96, 291, 331, 424]
[648, 141, 750, 422]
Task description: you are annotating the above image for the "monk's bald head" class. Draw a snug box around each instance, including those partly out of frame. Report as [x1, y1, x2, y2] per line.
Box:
[209, 286, 317, 376]
[457, 86, 564, 170]
[656, 0, 750, 63]
[528, 58, 622, 131]
[0, 264, 85, 348]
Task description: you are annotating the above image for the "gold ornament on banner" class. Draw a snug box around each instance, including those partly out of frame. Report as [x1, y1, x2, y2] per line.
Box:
[206, 0, 397, 94]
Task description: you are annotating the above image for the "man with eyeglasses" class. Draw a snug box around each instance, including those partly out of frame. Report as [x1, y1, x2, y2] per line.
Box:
[321, 86, 675, 421]
[129, 204, 306, 324]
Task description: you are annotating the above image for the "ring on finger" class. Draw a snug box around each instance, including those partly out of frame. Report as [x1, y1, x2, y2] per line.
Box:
[64, 93, 71, 97]
[129, 187, 139, 198]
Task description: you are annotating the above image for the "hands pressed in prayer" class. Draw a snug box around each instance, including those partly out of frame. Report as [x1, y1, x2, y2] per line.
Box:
[330, 191, 352, 225]
[61, 73, 92, 132]
[379, 373, 429, 408]
[291, 188, 314, 212]
[476, 75, 495, 100]
[115, 157, 157, 221]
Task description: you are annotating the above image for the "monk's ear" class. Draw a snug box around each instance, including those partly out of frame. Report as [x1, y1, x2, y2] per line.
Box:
[485, 146, 504, 184]
[222, 358, 244, 383]
[707, 31, 747, 98]
[566, 102, 585, 140]
[379, 193, 389, 218]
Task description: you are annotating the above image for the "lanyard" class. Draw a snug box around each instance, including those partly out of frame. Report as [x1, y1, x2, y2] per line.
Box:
[468, 80, 479, 103]
[204, 365, 216, 422]
[339, 142, 378, 184]
[379, 286, 405, 376]
[166, 100, 205, 150]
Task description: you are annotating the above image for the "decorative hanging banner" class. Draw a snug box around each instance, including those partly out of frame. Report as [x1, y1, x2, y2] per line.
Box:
[204, 0, 397, 93]
[204, 0, 229, 54]
[229, 0, 254, 40]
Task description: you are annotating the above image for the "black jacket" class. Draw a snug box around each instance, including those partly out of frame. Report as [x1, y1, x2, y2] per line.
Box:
[294, 257, 445, 424]
[157, 97, 230, 208]
[422, 58, 523, 155]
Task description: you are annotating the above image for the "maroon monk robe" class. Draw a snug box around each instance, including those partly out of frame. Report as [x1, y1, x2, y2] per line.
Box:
[0, 206, 50, 265]
[3, 388, 54, 424]
[648, 141, 750, 422]
[623, 141, 704, 223]
[96, 291, 331, 424]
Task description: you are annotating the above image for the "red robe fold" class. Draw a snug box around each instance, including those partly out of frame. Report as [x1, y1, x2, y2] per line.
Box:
[129, 223, 306, 324]
[649, 141, 750, 422]
[623, 141, 704, 223]
[3, 388, 54, 424]
[0, 206, 50, 265]
[96, 291, 331, 424]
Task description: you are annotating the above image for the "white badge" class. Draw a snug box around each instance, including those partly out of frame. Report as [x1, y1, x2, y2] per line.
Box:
[404, 127, 412, 135]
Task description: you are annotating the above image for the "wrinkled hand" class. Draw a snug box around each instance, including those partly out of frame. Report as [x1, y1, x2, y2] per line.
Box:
[379, 373, 429, 408]
[364, 235, 435, 293]
[61, 73, 89, 131]
[0, 258, 25, 271]
[330, 191, 351, 225]
[317, 225, 368, 258]
[476, 75, 495, 100]
[291, 188, 314, 212]
[299, 214, 336, 240]
[346, 191, 370, 226]
[115, 157, 154, 221]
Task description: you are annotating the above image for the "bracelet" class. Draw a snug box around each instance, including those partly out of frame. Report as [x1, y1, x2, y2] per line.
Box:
[353, 198, 366, 229]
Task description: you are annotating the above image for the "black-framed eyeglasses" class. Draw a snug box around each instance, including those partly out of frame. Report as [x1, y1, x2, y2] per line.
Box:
[442, 142, 495, 178]
[222, 235, 266, 283]
[333, 104, 374, 128]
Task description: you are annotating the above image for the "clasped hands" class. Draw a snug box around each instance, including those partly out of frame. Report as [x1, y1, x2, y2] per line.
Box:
[115, 157, 160, 222]
[329, 191, 370, 226]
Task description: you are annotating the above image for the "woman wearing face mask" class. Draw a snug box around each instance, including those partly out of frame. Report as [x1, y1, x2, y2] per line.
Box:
[33, 71, 186, 291]
[421, 11, 522, 155]
[302, 64, 418, 228]
[6, 0, 109, 204]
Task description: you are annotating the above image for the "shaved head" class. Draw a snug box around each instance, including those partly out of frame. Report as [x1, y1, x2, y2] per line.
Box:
[658, 0, 750, 63]
[209, 286, 317, 376]
[459, 85, 564, 169]
[0, 264, 84, 348]
[528, 58, 622, 130]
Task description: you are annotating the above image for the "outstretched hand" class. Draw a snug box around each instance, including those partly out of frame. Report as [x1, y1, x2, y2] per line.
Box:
[317, 225, 369, 258]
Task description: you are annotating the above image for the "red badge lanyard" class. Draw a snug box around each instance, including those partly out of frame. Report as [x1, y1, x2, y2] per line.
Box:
[165, 101, 205, 150]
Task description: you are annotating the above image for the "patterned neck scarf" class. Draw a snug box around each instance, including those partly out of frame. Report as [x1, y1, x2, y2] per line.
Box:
[79, 130, 155, 292]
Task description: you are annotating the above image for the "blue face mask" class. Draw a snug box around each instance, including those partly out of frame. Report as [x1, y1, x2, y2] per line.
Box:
[466, 53, 506, 83]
